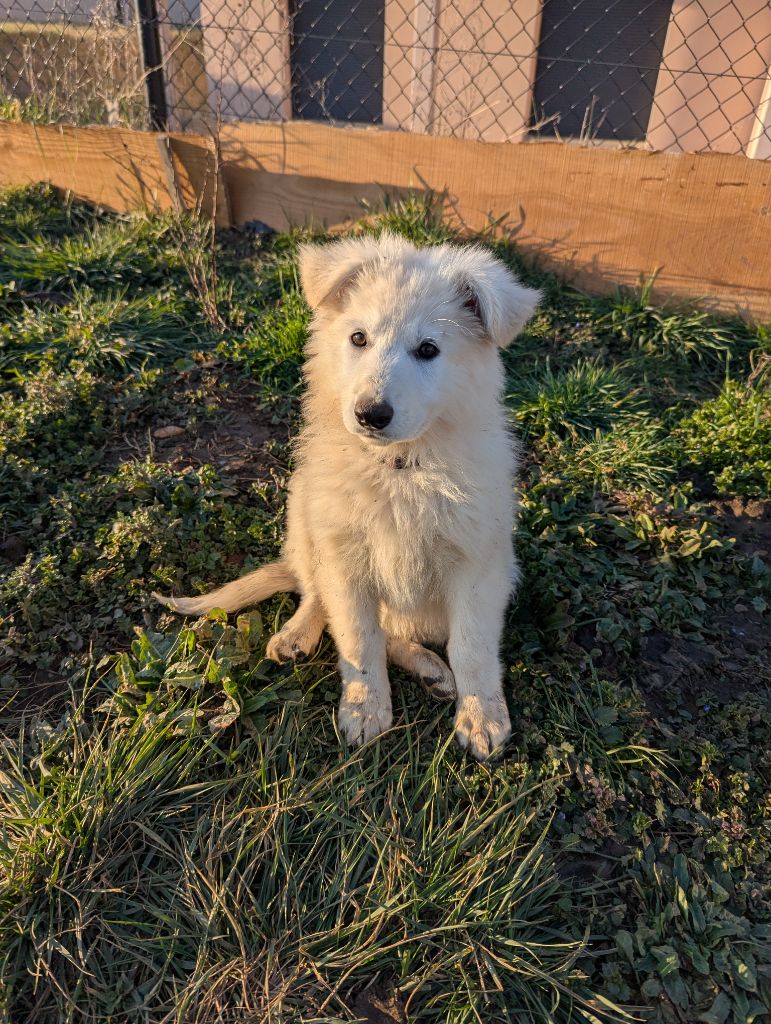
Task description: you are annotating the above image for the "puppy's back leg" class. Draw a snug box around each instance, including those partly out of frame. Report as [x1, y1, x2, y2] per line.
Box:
[266, 593, 326, 663]
[387, 638, 456, 702]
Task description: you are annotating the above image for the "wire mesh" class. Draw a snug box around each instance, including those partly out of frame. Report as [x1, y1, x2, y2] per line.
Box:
[1, 0, 770, 155]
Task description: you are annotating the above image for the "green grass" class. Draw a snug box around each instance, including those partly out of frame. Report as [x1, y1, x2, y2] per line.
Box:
[0, 184, 769, 1024]
[673, 378, 771, 498]
[508, 358, 646, 440]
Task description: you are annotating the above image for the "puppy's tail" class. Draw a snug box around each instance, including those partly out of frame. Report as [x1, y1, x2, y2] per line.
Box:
[152, 560, 296, 616]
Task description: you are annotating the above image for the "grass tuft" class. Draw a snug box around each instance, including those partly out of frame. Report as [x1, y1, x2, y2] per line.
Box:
[509, 359, 646, 440]
[591, 278, 749, 363]
[0, 182, 100, 244]
[1, 289, 205, 377]
[553, 421, 673, 494]
[0, 215, 183, 294]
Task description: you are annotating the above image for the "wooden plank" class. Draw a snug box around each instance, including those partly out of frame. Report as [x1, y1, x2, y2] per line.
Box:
[168, 135, 231, 225]
[0, 123, 228, 224]
[383, 0, 541, 141]
[219, 121, 771, 319]
[647, 0, 771, 155]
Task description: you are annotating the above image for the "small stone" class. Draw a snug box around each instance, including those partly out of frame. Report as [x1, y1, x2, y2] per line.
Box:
[153, 425, 185, 439]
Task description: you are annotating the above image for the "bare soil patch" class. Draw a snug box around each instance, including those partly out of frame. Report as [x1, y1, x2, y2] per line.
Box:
[351, 980, 408, 1024]
[710, 496, 770, 559]
[637, 608, 770, 721]
[109, 373, 291, 489]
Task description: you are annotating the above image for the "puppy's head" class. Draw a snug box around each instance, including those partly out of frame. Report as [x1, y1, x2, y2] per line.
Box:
[299, 233, 541, 446]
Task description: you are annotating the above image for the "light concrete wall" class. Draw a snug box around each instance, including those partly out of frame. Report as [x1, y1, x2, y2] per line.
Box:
[383, 0, 542, 142]
[199, 0, 290, 122]
[647, 0, 771, 154]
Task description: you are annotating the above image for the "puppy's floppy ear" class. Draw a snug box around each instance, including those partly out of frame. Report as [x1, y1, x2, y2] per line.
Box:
[298, 236, 385, 311]
[446, 245, 542, 348]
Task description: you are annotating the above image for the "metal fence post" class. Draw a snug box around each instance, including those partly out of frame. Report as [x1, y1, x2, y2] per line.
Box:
[134, 0, 169, 130]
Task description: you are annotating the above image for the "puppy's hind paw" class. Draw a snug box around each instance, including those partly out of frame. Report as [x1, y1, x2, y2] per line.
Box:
[266, 627, 315, 664]
[454, 694, 511, 761]
[337, 683, 393, 747]
[386, 639, 456, 702]
[416, 650, 456, 703]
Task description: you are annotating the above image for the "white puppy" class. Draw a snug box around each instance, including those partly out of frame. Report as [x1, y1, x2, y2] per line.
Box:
[155, 233, 541, 759]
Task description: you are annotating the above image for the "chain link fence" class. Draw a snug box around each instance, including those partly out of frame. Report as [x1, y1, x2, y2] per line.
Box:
[1, 0, 770, 155]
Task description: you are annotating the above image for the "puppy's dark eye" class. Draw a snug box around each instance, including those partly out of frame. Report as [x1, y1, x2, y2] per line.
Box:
[350, 331, 367, 348]
[415, 340, 439, 360]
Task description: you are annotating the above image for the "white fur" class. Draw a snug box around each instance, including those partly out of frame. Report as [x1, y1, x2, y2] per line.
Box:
[155, 234, 541, 759]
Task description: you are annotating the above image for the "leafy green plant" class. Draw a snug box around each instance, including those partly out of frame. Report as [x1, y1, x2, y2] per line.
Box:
[673, 378, 771, 497]
[612, 849, 770, 1023]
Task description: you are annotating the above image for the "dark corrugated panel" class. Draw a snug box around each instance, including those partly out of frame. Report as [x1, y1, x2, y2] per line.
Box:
[533, 0, 673, 139]
[290, 0, 384, 123]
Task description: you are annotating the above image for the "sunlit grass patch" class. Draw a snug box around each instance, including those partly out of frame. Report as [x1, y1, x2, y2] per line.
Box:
[508, 359, 646, 440]
[0, 678, 629, 1024]
[359, 190, 458, 246]
[217, 289, 309, 398]
[0, 214, 183, 294]
[0, 182, 101, 244]
[0, 289, 205, 378]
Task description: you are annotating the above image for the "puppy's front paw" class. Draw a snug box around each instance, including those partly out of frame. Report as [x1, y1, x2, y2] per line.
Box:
[338, 681, 393, 746]
[454, 693, 511, 760]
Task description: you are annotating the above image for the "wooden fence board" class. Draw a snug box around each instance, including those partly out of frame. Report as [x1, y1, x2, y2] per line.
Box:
[0, 123, 228, 223]
[219, 121, 771, 319]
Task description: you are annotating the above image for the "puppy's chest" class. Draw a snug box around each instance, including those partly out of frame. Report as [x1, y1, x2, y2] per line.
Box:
[355, 471, 466, 603]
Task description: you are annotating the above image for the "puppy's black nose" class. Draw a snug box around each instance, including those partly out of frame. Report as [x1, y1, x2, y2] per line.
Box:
[355, 400, 394, 430]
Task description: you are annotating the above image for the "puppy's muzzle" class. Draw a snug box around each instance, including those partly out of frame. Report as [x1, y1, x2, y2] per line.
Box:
[354, 400, 393, 431]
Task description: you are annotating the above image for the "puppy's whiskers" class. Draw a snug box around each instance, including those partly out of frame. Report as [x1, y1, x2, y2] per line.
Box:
[425, 297, 454, 318]
[430, 316, 472, 335]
